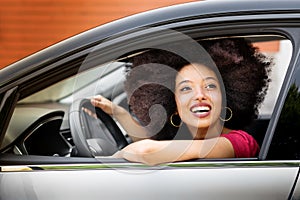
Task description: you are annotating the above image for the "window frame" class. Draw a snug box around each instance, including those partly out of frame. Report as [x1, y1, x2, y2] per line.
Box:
[1, 13, 300, 165]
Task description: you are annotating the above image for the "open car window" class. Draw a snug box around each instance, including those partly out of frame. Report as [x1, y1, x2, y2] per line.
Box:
[2, 34, 293, 163]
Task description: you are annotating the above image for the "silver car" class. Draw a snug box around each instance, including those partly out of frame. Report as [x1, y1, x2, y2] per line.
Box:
[0, 0, 299, 199]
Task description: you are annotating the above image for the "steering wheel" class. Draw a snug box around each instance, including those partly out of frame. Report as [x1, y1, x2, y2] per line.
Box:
[69, 98, 128, 157]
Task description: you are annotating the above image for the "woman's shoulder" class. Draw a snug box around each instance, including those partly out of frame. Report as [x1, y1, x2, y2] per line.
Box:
[221, 129, 257, 143]
[221, 129, 260, 157]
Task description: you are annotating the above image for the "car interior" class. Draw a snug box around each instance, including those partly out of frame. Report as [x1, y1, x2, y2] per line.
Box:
[0, 34, 296, 164]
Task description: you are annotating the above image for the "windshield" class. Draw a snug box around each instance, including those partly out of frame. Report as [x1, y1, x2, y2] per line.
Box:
[18, 62, 126, 104]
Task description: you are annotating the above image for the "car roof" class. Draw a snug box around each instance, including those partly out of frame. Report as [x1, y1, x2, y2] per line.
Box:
[1, 0, 300, 87]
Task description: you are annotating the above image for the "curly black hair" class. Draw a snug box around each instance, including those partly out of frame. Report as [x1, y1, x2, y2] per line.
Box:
[124, 50, 187, 140]
[124, 38, 272, 140]
[200, 38, 272, 129]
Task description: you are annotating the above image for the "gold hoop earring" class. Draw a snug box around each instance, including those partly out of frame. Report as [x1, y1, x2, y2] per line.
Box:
[220, 107, 233, 122]
[170, 112, 182, 127]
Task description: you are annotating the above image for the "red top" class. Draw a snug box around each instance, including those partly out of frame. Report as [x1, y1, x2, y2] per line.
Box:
[221, 130, 259, 158]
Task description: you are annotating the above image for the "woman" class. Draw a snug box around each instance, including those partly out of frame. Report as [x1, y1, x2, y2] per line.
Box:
[90, 38, 271, 165]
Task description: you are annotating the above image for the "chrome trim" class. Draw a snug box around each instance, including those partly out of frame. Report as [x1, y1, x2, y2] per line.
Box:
[1, 160, 299, 172]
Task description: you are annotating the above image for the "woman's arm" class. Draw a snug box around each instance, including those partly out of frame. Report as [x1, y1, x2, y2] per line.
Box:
[90, 95, 148, 141]
[114, 137, 234, 166]
[89, 95, 235, 165]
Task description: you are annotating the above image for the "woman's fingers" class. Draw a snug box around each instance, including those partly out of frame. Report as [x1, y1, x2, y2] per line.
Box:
[83, 95, 113, 118]
[90, 98, 99, 107]
[82, 107, 97, 119]
[90, 95, 114, 115]
[91, 95, 103, 106]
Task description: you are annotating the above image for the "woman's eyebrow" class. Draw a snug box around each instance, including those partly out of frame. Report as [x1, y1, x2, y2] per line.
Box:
[177, 80, 191, 87]
[176, 76, 218, 87]
[205, 77, 218, 82]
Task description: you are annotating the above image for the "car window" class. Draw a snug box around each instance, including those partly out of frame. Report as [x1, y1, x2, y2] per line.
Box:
[18, 62, 125, 104]
[267, 63, 300, 160]
[2, 35, 293, 162]
[253, 39, 292, 117]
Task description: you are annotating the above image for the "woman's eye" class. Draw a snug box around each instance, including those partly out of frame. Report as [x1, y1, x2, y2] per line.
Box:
[180, 86, 192, 92]
[205, 83, 217, 89]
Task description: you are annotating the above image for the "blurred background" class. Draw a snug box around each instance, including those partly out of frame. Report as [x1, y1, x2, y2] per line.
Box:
[0, 0, 197, 68]
[0, 0, 289, 120]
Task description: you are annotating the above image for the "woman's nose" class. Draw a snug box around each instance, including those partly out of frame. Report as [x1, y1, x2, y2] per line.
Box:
[194, 87, 206, 100]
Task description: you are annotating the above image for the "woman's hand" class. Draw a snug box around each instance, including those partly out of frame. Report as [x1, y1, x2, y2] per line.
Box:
[91, 95, 117, 115]
[83, 95, 120, 119]
[88, 95, 149, 142]
[89, 95, 127, 116]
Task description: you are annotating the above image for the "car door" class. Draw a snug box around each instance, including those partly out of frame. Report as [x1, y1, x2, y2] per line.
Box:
[1, 3, 300, 200]
[265, 36, 300, 199]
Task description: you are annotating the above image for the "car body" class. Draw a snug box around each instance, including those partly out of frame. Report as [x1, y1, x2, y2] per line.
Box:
[1, 0, 300, 199]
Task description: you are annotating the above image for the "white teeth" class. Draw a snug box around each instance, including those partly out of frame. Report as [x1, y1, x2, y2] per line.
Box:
[191, 106, 210, 113]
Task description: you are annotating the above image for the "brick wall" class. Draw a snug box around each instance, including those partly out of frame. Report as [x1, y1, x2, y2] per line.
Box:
[0, 0, 196, 68]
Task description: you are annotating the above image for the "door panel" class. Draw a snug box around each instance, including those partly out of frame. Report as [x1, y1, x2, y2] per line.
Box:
[1, 161, 298, 200]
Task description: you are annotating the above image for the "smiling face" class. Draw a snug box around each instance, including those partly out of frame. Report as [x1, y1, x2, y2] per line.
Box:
[175, 63, 223, 136]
